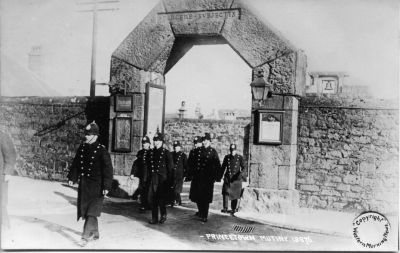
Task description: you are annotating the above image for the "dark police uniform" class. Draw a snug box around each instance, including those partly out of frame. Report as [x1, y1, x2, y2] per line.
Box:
[218, 144, 247, 214]
[148, 133, 174, 224]
[189, 133, 220, 222]
[171, 141, 188, 205]
[130, 136, 151, 211]
[187, 136, 202, 215]
[0, 130, 17, 228]
[67, 122, 113, 243]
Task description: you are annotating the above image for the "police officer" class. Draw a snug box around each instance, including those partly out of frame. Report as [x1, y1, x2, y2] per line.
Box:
[130, 136, 151, 212]
[187, 136, 203, 216]
[171, 141, 188, 206]
[190, 133, 220, 222]
[218, 144, 247, 216]
[67, 121, 113, 247]
[1, 130, 17, 229]
[148, 132, 174, 224]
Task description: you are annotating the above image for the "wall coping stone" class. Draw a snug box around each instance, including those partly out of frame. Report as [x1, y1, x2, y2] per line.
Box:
[165, 118, 250, 125]
[0, 96, 109, 106]
[300, 95, 398, 110]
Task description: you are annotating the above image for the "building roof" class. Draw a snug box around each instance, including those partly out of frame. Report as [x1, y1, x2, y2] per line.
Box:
[1, 53, 60, 96]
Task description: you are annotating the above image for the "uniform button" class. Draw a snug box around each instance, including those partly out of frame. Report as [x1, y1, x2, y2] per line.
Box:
[152, 170, 154, 172]
[94, 151, 97, 153]
[90, 162, 93, 165]
[92, 157, 94, 159]
[80, 155, 83, 158]
[81, 161, 83, 164]
[87, 174, 90, 176]
[81, 173, 84, 176]
[89, 169, 91, 171]
[81, 167, 84, 169]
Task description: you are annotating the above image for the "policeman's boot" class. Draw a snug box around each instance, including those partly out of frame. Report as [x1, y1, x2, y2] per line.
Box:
[159, 215, 167, 224]
[221, 195, 229, 213]
[177, 194, 182, 206]
[148, 218, 158, 224]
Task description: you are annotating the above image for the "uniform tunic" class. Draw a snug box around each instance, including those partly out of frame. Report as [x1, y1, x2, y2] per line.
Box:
[68, 141, 113, 220]
[189, 146, 220, 204]
[172, 151, 188, 194]
[130, 149, 150, 182]
[219, 154, 246, 200]
[147, 147, 174, 205]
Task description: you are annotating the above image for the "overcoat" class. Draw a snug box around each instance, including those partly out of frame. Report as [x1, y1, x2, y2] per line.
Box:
[0, 131, 16, 179]
[171, 151, 188, 194]
[189, 146, 220, 203]
[0, 131, 16, 212]
[131, 148, 150, 182]
[218, 154, 246, 200]
[67, 141, 113, 220]
[147, 146, 174, 205]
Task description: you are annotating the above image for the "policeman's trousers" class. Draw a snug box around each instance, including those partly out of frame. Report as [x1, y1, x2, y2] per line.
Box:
[150, 187, 166, 220]
[223, 194, 238, 211]
[197, 201, 210, 219]
[82, 216, 99, 240]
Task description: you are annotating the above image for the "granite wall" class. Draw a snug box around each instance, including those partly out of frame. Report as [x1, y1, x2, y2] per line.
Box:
[0, 96, 109, 180]
[297, 96, 399, 213]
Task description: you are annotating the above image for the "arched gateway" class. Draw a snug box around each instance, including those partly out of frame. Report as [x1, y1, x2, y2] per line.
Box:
[108, 0, 307, 214]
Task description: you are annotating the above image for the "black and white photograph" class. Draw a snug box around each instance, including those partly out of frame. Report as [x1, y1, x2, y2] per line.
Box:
[0, 0, 399, 251]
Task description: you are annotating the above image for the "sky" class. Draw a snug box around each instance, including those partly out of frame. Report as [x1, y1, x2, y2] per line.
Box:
[1, 0, 399, 115]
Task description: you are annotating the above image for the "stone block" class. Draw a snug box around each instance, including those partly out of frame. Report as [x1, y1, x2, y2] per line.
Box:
[332, 202, 347, 210]
[359, 161, 375, 173]
[294, 50, 307, 96]
[132, 106, 144, 120]
[299, 184, 319, 192]
[240, 188, 299, 214]
[320, 189, 341, 196]
[131, 136, 142, 155]
[132, 93, 145, 106]
[336, 183, 351, 192]
[327, 175, 342, 183]
[114, 154, 126, 176]
[132, 120, 144, 137]
[343, 175, 361, 185]
[306, 195, 327, 208]
[278, 165, 290, 190]
[112, 2, 174, 71]
[222, 3, 295, 68]
[344, 191, 360, 199]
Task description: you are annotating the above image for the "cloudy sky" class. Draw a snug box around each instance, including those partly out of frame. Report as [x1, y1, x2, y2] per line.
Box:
[1, 0, 398, 115]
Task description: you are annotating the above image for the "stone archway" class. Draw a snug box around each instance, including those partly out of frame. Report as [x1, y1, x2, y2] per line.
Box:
[109, 0, 307, 214]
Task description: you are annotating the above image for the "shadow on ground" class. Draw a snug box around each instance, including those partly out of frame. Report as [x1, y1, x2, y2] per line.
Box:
[52, 184, 284, 249]
[12, 215, 82, 247]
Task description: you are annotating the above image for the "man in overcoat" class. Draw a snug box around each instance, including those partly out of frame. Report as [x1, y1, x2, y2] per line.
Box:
[171, 140, 187, 206]
[68, 122, 113, 247]
[130, 136, 151, 212]
[147, 133, 174, 224]
[189, 133, 220, 222]
[217, 144, 247, 216]
[187, 136, 202, 216]
[1, 130, 17, 229]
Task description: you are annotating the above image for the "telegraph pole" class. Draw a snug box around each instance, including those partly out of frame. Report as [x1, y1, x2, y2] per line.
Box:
[77, 0, 119, 98]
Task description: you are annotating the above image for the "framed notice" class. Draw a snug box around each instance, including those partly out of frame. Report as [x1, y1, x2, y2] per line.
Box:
[255, 110, 283, 145]
[113, 117, 132, 152]
[115, 95, 133, 112]
[144, 82, 166, 136]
